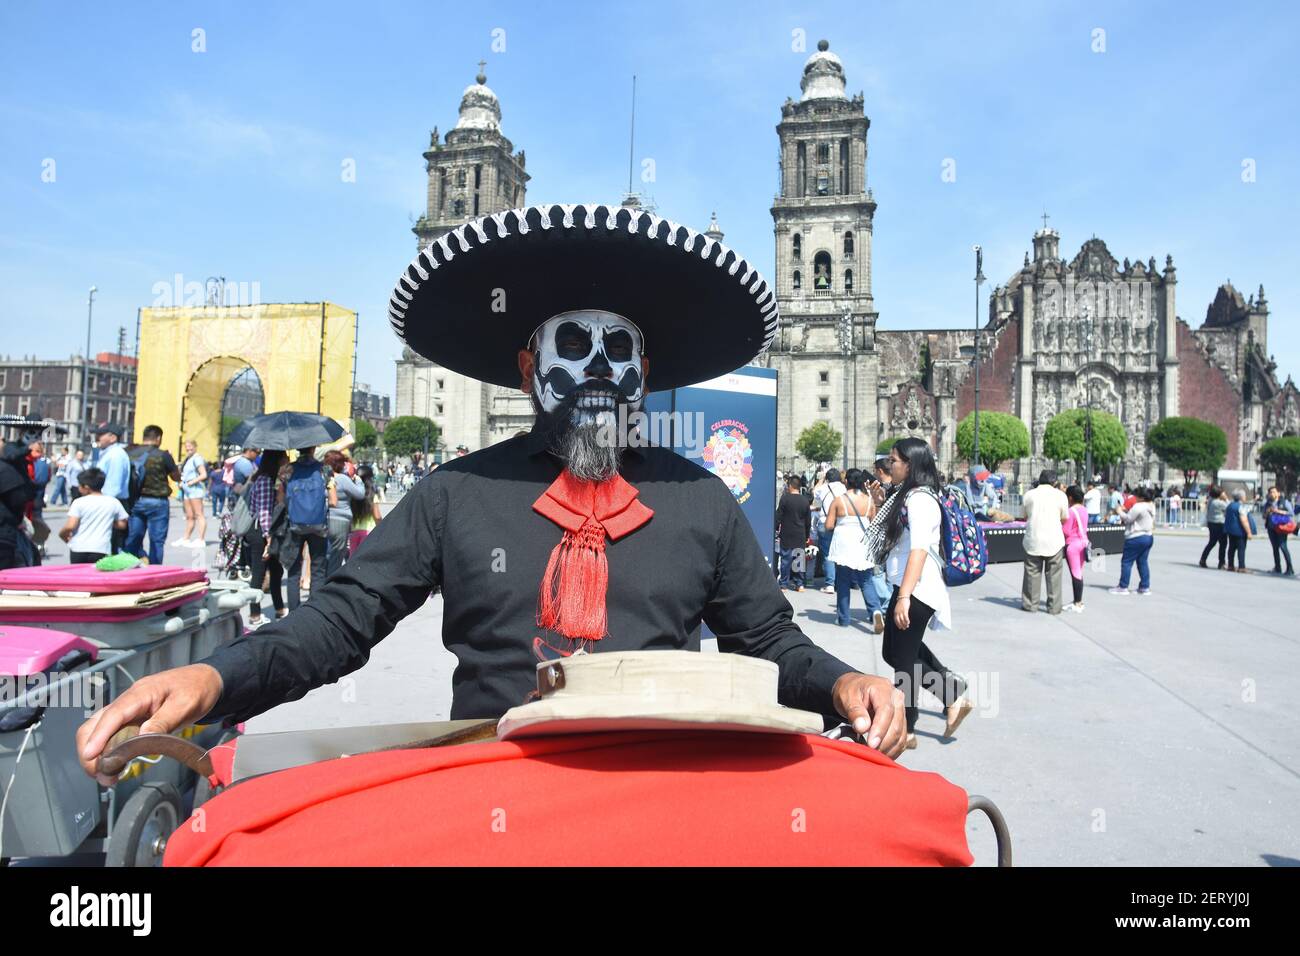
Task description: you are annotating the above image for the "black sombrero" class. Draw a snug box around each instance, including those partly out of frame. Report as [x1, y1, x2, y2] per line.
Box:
[387, 203, 779, 391]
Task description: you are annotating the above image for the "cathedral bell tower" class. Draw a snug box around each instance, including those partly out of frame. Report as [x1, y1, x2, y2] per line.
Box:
[396, 66, 534, 456]
[767, 40, 879, 471]
[413, 64, 530, 251]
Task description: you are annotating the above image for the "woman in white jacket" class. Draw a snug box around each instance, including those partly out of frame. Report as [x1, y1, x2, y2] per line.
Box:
[869, 438, 974, 751]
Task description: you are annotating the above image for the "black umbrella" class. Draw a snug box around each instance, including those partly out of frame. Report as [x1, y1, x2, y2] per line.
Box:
[225, 412, 345, 451]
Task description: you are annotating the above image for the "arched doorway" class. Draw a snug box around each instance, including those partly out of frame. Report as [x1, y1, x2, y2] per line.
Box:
[178, 355, 256, 461]
[219, 366, 265, 457]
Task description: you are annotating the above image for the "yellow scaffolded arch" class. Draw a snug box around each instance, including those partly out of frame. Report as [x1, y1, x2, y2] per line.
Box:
[135, 302, 357, 461]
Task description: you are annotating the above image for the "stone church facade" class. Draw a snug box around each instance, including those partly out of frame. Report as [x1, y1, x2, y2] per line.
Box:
[397, 48, 1298, 478]
[762, 42, 1297, 483]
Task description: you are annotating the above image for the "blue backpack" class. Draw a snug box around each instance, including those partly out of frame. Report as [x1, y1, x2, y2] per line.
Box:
[285, 461, 328, 529]
[929, 485, 989, 587]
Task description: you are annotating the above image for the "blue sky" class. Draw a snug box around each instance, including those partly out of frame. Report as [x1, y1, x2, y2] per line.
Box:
[2, 0, 1297, 398]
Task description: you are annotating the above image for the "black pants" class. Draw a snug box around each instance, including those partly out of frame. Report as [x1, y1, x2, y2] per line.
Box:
[287, 531, 327, 610]
[1269, 528, 1294, 573]
[881, 591, 966, 733]
[1226, 535, 1247, 570]
[244, 528, 285, 614]
[1200, 524, 1227, 567]
[1070, 571, 1084, 603]
[70, 551, 106, 564]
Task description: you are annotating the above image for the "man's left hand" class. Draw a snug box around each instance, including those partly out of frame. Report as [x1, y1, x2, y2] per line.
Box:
[832, 672, 906, 759]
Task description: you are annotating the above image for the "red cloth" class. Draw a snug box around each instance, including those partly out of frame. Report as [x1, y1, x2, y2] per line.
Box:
[164, 730, 973, 866]
[532, 470, 654, 641]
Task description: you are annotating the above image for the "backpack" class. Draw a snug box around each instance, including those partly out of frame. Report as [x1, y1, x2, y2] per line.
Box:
[32, 457, 50, 485]
[1267, 509, 1297, 535]
[285, 461, 328, 531]
[230, 476, 257, 538]
[127, 448, 155, 505]
[926, 485, 989, 587]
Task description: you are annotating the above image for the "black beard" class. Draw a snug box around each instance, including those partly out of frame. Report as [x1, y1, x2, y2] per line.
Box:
[531, 382, 632, 482]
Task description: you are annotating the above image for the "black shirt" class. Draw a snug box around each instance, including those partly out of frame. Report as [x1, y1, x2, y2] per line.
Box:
[775, 490, 811, 550]
[198, 428, 858, 727]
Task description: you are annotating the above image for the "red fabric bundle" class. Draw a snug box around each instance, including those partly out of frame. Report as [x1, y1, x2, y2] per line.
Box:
[165, 731, 974, 866]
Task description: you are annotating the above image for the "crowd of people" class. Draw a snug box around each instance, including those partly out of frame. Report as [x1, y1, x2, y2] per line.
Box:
[775, 440, 975, 751]
[1016, 473, 1297, 612]
[0, 424, 408, 623]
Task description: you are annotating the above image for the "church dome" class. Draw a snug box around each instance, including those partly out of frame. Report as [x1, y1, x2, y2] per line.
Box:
[455, 68, 501, 131]
[800, 39, 847, 102]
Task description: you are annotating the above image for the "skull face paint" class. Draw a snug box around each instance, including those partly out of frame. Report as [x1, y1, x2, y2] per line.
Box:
[531, 310, 645, 415]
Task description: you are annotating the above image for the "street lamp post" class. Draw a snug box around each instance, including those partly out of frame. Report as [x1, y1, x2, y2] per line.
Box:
[972, 246, 985, 473]
[81, 286, 97, 450]
[1081, 317, 1095, 484]
[836, 309, 853, 471]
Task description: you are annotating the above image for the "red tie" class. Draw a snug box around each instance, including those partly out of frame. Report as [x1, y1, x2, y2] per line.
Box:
[531, 470, 654, 640]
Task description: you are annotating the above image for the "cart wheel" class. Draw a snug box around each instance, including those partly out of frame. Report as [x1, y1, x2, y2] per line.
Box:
[966, 794, 1013, 867]
[106, 782, 183, 867]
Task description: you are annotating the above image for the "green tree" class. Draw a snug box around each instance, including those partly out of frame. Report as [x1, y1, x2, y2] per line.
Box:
[1259, 436, 1300, 495]
[220, 414, 243, 442]
[795, 421, 842, 465]
[1041, 408, 1127, 469]
[381, 416, 439, 459]
[352, 418, 378, 450]
[1146, 417, 1227, 488]
[876, 435, 906, 455]
[954, 411, 1030, 470]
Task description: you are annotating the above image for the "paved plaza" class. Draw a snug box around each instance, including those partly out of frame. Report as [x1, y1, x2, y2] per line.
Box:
[38, 499, 1300, 866]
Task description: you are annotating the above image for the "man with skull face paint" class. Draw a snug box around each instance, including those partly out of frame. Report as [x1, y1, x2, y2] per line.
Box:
[77, 204, 908, 782]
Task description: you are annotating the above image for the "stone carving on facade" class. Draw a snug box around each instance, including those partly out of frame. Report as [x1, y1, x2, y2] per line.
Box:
[890, 384, 935, 438]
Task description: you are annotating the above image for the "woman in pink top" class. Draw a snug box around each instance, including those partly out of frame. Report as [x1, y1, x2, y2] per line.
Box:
[1062, 485, 1091, 612]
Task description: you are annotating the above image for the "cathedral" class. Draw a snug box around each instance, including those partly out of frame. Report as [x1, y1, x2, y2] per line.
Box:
[397, 47, 1299, 478]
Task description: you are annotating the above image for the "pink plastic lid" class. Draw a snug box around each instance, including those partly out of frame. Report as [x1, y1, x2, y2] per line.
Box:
[0, 626, 99, 676]
[0, 564, 207, 595]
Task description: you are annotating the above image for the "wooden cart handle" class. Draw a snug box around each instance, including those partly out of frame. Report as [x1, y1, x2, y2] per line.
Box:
[97, 724, 215, 779]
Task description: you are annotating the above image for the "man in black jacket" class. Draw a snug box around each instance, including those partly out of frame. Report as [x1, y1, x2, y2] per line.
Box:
[775, 475, 812, 591]
[0, 437, 38, 570]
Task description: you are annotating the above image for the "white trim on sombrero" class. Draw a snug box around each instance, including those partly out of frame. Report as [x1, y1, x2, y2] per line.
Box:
[390, 203, 782, 361]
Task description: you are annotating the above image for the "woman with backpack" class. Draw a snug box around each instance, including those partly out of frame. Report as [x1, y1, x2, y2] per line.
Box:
[243, 450, 288, 629]
[867, 438, 973, 751]
[824, 467, 886, 633]
[1223, 489, 1253, 573]
[1264, 486, 1295, 576]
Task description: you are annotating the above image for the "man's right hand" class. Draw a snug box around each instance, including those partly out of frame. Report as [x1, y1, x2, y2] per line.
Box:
[76, 663, 224, 787]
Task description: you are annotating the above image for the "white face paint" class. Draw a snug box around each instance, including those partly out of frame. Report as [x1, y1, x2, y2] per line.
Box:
[531, 310, 645, 415]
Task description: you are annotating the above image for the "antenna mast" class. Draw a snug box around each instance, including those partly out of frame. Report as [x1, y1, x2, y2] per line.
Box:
[627, 75, 637, 197]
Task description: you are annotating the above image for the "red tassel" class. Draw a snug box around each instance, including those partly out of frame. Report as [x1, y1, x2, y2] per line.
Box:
[537, 517, 609, 640]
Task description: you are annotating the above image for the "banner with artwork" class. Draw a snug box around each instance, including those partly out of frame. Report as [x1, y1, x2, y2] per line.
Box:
[644, 366, 779, 570]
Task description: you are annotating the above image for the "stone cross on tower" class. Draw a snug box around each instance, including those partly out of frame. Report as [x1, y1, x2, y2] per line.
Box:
[1040, 211, 1051, 231]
